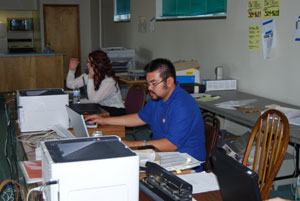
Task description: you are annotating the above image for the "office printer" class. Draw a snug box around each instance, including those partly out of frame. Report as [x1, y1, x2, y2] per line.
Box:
[41, 136, 139, 201]
[17, 88, 69, 132]
[101, 47, 135, 73]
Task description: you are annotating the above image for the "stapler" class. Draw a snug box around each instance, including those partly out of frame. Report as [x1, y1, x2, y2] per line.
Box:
[140, 162, 193, 201]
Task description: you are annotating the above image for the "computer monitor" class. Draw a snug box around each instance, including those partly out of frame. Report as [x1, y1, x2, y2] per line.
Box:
[211, 147, 262, 201]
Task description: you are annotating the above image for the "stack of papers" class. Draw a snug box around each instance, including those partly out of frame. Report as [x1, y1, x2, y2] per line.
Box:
[190, 93, 211, 99]
[215, 99, 257, 110]
[19, 160, 42, 184]
[134, 151, 203, 172]
[263, 106, 300, 126]
[196, 96, 220, 102]
[157, 152, 202, 172]
[178, 172, 220, 194]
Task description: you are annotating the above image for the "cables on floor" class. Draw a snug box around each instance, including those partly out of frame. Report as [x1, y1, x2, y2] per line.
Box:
[26, 180, 58, 201]
[0, 179, 25, 201]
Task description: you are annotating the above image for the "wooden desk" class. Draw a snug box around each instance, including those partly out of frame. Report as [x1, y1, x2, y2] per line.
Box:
[140, 190, 223, 201]
[71, 124, 125, 138]
[119, 77, 146, 88]
[19, 124, 125, 161]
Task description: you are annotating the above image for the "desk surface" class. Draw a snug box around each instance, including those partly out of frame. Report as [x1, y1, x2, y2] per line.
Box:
[197, 90, 300, 144]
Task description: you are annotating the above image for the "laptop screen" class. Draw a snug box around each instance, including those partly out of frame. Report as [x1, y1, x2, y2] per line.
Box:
[66, 105, 90, 138]
[211, 147, 262, 201]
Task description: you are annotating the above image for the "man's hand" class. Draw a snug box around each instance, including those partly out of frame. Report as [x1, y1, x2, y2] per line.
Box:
[69, 58, 80, 71]
[84, 113, 108, 125]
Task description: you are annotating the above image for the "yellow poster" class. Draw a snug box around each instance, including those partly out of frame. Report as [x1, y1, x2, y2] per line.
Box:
[248, 0, 262, 18]
[248, 26, 260, 51]
[264, 0, 280, 17]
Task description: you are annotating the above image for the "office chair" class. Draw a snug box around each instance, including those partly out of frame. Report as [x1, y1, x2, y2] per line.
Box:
[124, 84, 149, 141]
[242, 109, 290, 200]
[124, 84, 145, 115]
[202, 113, 220, 172]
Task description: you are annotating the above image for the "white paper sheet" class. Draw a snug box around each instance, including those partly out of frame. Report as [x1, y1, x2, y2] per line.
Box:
[178, 172, 220, 194]
[157, 152, 203, 172]
[215, 99, 257, 110]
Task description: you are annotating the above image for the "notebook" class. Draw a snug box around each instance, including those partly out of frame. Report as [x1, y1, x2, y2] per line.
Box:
[66, 105, 90, 138]
[211, 147, 262, 201]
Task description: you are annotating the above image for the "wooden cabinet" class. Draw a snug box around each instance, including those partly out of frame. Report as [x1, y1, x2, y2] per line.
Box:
[0, 53, 64, 92]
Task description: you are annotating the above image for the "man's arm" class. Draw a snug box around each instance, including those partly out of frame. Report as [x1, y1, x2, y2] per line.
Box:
[85, 113, 146, 127]
[123, 138, 178, 152]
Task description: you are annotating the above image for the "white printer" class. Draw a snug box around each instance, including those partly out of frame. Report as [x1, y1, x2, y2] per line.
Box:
[41, 136, 139, 201]
[101, 47, 135, 73]
[17, 88, 69, 132]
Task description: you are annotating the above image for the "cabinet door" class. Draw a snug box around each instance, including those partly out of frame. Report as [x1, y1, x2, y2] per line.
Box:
[43, 5, 81, 79]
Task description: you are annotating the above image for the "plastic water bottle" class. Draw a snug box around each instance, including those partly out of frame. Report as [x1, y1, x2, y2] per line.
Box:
[73, 85, 80, 104]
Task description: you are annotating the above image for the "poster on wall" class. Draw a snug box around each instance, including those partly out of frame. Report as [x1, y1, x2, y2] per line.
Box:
[295, 16, 300, 41]
[248, 25, 260, 51]
[262, 19, 275, 60]
[264, 0, 280, 17]
[248, 0, 262, 18]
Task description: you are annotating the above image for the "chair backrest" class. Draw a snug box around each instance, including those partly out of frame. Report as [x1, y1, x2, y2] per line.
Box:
[242, 109, 290, 200]
[203, 113, 220, 172]
[124, 84, 145, 114]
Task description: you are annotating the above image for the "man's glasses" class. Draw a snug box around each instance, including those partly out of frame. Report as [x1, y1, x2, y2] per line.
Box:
[144, 77, 167, 88]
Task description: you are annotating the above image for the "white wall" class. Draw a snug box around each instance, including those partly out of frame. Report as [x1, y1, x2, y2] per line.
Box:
[0, 0, 37, 10]
[101, 0, 300, 106]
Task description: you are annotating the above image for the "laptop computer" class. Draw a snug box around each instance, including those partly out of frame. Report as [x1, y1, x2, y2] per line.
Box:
[68, 103, 104, 115]
[211, 147, 262, 201]
[66, 105, 90, 138]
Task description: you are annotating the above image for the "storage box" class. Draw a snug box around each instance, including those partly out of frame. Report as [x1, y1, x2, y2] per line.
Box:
[174, 60, 200, 82]
[173, 60, 199, 71]
[176, 67, 201, 92]
[17, 89, 69, 132]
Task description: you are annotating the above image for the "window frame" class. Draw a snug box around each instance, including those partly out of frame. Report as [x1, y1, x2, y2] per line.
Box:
[156, 0, 227, 20]
[114, 0, 131, 22]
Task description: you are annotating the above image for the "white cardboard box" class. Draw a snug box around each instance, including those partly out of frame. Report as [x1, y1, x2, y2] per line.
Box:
[17, 89, 69, 132]
[204, 79, 237, 91]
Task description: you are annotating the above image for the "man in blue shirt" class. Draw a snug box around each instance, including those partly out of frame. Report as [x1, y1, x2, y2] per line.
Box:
[86, 58, 206, 169]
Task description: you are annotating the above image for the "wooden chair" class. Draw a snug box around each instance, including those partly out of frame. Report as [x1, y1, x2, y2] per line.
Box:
[203, 113, 220, 172]
[242, 109, 290, 200]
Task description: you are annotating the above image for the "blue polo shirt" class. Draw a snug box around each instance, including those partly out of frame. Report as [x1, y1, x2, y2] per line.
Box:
[138, 83, 206, 167]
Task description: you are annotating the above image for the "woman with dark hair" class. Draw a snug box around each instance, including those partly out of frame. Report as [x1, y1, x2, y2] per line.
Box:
[66, 50, 126, 116]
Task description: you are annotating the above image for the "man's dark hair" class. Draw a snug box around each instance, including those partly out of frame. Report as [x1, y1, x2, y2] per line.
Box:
[144, 58, 176, 83]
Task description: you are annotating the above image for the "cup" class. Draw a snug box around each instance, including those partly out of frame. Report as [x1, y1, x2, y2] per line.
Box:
[215, 66, 223, 80]
[92, 131, 103, 137]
